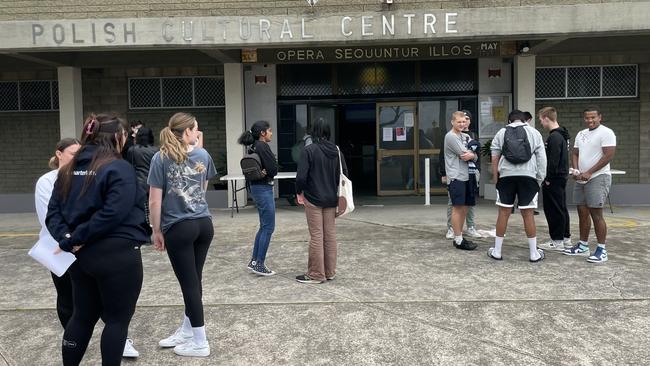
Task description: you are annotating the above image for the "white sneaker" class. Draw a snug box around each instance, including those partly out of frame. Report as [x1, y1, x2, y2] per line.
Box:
[465, 227, 482, 238]
[445, 228, 454, 239]
[539, 240, 565, 251]
[122, 338, 139, 358]
[159, 327, 193, 348]
[174, 340, 210, 357]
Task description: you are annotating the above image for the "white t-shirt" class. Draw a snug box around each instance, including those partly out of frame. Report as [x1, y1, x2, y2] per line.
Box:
[574, 124, 616, 183]
[35, 169, 58, 242]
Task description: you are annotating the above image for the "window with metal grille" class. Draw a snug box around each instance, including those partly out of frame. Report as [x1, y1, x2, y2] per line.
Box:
[129, 76, 225, 109]
[277, 64, 332, 97]
[0, 80, 58, 111]
[536, 65, 637, 100]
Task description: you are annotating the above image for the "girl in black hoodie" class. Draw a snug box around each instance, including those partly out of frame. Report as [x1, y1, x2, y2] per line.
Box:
[46, 114, 149, 366]
[295, 120, 348, 284]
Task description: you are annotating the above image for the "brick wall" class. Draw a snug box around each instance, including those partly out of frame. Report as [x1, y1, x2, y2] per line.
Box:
[534, 100, 640, 184]
[536, 54, 650, 184]
[0, 69, 60, 193]
[83, 66, 228, 188]
[0, 0, 638, 20]
[0, 66, 226, 193]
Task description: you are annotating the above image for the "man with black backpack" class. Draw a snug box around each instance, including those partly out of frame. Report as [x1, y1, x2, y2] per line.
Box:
[488, 110, 547, 262]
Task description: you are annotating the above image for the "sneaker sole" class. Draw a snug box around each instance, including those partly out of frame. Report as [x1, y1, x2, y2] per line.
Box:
[586, 257, 608, 263]
[252, 270, 276, 276]
[173, 349, 210, 357]
[122, 352, 139, 358]
[296, 279, 324, 284]
[562, 251, 589, 256]
[159, 339, 192, 348]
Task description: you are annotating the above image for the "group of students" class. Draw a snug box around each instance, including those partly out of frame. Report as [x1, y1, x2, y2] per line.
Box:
[444, 105, 617, 264]
[35, 113, 346, 364]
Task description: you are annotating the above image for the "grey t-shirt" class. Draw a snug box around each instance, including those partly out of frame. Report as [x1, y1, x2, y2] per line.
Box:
[444, 131, 471, 182]
[147, 148, 217, 233]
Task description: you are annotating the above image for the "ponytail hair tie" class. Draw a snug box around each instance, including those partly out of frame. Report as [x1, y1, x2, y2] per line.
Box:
[85, 118, 97, 135]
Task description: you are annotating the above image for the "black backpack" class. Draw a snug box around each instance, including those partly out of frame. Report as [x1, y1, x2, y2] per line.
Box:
[240, 146, 266, 181]
[502, 125, 533, 164]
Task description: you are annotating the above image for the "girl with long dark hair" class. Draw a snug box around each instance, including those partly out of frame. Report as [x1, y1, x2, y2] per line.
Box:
[237, 120, 278, 276]
[46, 114, 149, 365]
[148, 112, 217, 357]
[295, 119, 347, 284]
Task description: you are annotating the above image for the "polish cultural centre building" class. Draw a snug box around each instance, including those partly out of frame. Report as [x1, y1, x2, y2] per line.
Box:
[0, 0, 649, 210]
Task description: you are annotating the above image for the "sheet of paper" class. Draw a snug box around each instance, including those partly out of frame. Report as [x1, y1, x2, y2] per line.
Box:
[28, 237, 76, 277]
[395, 127, 407, 141]
[382, 127, 393, 142]
[403, 113, 414, 127]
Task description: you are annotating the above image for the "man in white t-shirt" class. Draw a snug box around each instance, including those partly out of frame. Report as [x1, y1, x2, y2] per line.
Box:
[563, 106, 616, 263]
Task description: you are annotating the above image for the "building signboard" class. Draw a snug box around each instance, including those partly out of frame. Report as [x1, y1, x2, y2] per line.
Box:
[251, 42, 501, 63]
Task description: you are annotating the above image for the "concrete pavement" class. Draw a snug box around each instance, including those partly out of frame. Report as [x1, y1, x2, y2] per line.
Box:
[1, 199, 649, 365]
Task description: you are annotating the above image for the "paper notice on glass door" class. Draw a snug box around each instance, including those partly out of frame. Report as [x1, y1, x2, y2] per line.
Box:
[404, 113, 414, 127]
[395, 127, 406, 141]
[382, 128, 393, 142]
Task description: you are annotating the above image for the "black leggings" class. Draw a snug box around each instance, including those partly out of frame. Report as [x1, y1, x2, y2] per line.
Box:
[62, 238, 143, 366]
[164, 217, 214, 328]
[51, 271, 73, 328]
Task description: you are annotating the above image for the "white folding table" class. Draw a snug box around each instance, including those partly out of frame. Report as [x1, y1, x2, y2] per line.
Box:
[219, 172, 297, 217]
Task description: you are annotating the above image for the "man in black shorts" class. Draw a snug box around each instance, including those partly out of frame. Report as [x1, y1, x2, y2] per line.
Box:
[444, 111, 479, 250]
[488, 110, 547, 261]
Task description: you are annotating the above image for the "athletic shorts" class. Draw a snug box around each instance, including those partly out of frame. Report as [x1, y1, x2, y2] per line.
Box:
[573, 174, 611, 208]
[495, 176, 539, 209]
[448, 179, 476, 206]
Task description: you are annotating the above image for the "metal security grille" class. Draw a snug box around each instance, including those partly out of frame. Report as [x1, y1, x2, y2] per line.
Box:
[129, 76, 225, 109]
[603, 65, 637, 97]
[278, 64, 332, 97]
[0, 80, 58, 112]
[421, 59, 476, 93]
[338, 62, 418, 95]
[536, 65, 637, 100]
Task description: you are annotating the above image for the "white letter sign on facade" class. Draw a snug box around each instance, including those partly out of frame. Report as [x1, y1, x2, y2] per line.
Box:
[2, 4, 650, 51]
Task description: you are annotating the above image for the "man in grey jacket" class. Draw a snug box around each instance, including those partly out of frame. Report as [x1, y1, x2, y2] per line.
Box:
[488, 110, 547, 262]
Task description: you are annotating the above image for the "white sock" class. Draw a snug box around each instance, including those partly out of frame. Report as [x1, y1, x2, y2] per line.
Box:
[528, 237, 540, 260]
[192, 326, 207, 344]
[579, 240, 588, 247]
[454, 235, 463, 245]
[597, 243, 606, 249]
[182, 315, 192, 333]
[493, 237, 504, 258]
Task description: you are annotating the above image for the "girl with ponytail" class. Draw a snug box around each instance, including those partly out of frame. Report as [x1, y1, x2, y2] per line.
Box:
[46, 113, 148, 364]
[237, 120, 278, 276]
[35, 137, 80, 329]
[148, 112, 217, 358]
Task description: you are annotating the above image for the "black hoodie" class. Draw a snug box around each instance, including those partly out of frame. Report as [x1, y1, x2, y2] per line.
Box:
[46, 145, 150, 252]
[545, 126, 571, 180]
[296, 140, 348, 208]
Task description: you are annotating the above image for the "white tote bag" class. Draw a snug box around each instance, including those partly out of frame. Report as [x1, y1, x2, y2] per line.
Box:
[336, 147, 354, 217]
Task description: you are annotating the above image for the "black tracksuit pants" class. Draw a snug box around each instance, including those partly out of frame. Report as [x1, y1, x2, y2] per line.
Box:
[164, 217, 214, 328]
[542, 177, 571, 241]
[62, 238, 143, 366]
[51, 271, 73, 328]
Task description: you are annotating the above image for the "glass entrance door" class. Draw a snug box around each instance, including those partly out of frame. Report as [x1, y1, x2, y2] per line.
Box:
[376, 102, 417, 195]
[417, 100, 459, 194]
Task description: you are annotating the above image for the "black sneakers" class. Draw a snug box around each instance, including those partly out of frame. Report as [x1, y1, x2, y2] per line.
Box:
[453, 238, 477, 251]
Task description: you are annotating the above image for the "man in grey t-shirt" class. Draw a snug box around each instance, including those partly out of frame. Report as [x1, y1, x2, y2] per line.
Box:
[444, 111, 478, 251]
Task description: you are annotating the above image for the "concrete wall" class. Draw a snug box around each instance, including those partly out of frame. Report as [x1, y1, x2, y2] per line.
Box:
[0, 0, 641, 20]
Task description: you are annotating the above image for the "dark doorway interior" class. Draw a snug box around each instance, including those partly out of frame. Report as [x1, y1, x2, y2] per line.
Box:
[337, 103, 377, 195]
